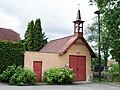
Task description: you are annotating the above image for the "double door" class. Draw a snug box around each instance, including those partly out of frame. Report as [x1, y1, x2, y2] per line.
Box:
[69, 56, 86, 81]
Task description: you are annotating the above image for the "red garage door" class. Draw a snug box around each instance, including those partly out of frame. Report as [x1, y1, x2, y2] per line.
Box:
[69, 56, 86, 81]
[33, 61, 42, 82]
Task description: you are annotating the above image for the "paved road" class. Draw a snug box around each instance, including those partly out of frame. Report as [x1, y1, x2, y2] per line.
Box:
[0, 83, 120, 90]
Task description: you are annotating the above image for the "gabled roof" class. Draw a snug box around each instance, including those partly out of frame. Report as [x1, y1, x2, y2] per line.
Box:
[40, 35, 96, 58]
[0, 28, 20, 42]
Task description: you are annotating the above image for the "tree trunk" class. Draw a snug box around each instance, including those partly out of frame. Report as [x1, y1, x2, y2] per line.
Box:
[104, 51, 108, 71]
[103, 50, 108, 79]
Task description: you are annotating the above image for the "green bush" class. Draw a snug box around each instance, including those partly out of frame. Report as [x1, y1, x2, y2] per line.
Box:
[0, 41, 24, 74]
[43, 67, 75, 85]
[107, 64, 120, 82]
[0, 65, 16, 82]
[9, 66, 36, 85]
[0, 64, 36, 86]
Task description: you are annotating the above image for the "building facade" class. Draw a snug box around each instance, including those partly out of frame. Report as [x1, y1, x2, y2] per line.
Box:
[24, 9, 96, 81]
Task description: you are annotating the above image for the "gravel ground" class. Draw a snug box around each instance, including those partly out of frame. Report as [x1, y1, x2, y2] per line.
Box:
[0, 82, 120, 90]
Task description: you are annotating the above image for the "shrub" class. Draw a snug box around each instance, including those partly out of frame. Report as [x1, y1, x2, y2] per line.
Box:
[24, 69, 36, 85]
[0, 65, 16, 82]
[43, 67, 75, 85]
[107, 64, 120, 82]
[9, 66, 36, 85]
[0, 41, 24, 74]
[9, 66, 24, 85]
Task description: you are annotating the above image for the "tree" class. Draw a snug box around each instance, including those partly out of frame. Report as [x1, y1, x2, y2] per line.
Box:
[89, 0, 120, 74]
[86, 18, 109, 72]
[26, 21, 34, 51]
[91, 54, 104, 72]
[33, 19, 42, 51]
[25, 18, 48, 51]
[42, 32, 48, 48]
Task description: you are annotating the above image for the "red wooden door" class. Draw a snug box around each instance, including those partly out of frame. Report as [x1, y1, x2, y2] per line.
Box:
[69, 56, 86, 81]
[77, 56, 86, 81]
[69, 56, 78, 81]
[33, 61, 42, 82]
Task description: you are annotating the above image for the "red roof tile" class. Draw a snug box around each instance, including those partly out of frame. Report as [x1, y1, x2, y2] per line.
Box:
[40, 35, 96, 58]
[40, 35, 73, 53]
[0, 28, 20, 42]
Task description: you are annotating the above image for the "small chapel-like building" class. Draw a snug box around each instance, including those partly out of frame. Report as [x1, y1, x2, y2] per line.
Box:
[24, 9, 96, 82]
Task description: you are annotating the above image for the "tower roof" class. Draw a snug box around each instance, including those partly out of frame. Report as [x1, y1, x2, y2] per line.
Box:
[76, 10, 81, 20]
[73, 8, 85, 37]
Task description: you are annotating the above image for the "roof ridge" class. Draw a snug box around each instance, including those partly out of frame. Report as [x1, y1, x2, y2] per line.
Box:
[49, 35, 74, 42]
[0, 28, 20, 42]
[0, 27, 19, 35]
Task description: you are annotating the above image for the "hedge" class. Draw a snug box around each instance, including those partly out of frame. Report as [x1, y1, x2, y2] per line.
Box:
[0, 40, 24, 74]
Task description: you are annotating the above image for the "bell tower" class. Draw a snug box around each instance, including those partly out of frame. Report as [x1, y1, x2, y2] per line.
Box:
[73, 6, 85, 37]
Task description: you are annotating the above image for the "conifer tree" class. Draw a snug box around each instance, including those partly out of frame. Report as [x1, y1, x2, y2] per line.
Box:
[33, 19, 42, 51]
[25, 18, 48, 51]
[25, 20, 34, 51]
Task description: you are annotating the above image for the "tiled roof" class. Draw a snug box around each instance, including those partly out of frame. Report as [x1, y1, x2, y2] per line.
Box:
[0, 28, 20, 42]
[40, 35, 96, 57]
[40, 35, 73, 53]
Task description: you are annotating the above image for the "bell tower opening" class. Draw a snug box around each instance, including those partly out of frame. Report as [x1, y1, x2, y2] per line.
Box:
[73, 5, 85, 37]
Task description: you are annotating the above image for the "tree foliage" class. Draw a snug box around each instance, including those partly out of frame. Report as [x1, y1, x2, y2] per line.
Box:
[25, 20, 34, 51]
[33, 19, 42, 51]
[86, 18, 109, 71]
[91, 54, 104, 71]
[89, 0, 120, 73]
[25, 18, 48, 51]
[42, 32, 48, 48]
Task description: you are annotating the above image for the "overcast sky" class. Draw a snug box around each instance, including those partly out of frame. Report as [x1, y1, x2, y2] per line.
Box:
[0, 0, 97, 41]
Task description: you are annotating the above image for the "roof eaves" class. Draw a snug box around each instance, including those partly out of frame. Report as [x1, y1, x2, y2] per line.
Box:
[58, 36, 77, 55]
[81, 37, 96, 58]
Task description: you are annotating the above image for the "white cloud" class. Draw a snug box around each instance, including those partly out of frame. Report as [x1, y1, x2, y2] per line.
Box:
[0, 0, 97, 40]
[0, 11, 20, 30]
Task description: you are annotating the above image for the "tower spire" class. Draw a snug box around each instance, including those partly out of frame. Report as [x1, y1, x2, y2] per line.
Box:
[73, 5, 85, 37]
[76, 9, 81, 20]
[76, 4, 81, 20]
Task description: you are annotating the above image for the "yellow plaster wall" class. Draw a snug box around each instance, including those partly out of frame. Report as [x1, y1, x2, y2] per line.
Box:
[24, 44, 91, 80]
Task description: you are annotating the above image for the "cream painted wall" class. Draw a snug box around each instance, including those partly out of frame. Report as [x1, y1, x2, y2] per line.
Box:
[24, 44, 91, 80]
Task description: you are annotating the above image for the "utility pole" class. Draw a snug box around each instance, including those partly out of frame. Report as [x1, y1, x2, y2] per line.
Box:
[94, 10, 101, 82]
